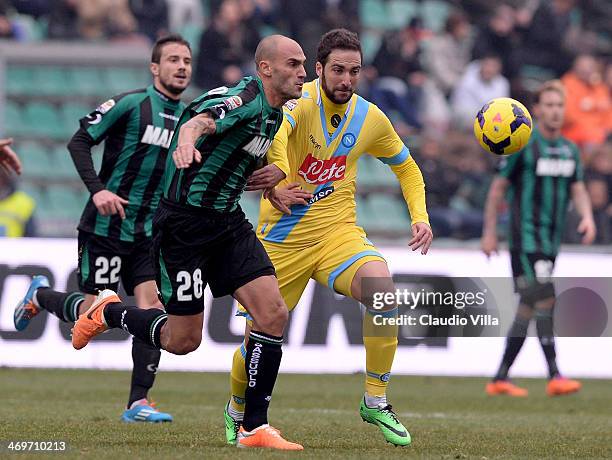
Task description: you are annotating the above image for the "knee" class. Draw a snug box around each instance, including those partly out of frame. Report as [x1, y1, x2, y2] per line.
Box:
[164, 332, 202, 355]
[256, 299, 288, 336]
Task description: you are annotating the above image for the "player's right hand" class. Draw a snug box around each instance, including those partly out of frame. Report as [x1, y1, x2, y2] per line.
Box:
[0, 137, 22, 175]
[173, 143, 202, 169]
[481, 233, 498, 258]
[267, 183, 313, 215]
[93, 190, 129, 219]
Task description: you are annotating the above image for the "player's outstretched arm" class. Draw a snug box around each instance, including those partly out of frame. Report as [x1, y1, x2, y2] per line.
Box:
[172, 113, 216, 169]
[481, 176, 509, 257]
[571, 181, 596, 245]
[0, 138, 22, 175]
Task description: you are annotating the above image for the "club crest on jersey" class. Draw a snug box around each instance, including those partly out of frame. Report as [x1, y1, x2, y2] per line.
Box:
[97, 99, 116, 114]
[341, 133, 356, 148]
[141, 125, 174, 148]
[243, 136, 272, 158]
[298, 153, 346, 185]
[224, 96, 243, 111]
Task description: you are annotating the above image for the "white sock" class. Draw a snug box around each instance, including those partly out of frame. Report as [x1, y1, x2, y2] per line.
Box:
[364, 392, 387, 408]
[129, 398, 148, 409]
[227, 402, 244, 421]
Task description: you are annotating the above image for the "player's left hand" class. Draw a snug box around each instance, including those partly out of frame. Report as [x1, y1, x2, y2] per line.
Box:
[409, 222, 433, 254]
[173, 143, 201, 169]
[577, 216, 596, 245]
[267, 183, 313, 215]
[246, 164, 286, 191]
[0, 138, 22, 175]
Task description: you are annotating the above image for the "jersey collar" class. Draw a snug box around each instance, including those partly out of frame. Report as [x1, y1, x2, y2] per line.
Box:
[150, 84, 181, 106]
[315, 78, 354, 147]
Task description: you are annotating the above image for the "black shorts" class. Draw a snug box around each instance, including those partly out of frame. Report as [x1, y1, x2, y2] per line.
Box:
[77, 231, 156, 296]
[152, 199, 275, 316]
[510, 251, 556, 303]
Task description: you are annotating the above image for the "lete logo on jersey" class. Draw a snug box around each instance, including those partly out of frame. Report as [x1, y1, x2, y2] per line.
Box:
[298, 153, 346, 185]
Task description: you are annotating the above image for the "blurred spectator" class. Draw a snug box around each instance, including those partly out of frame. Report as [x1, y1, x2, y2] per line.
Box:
[369, 18, 429, 131]
[451, 55, 510, 130]
[471, 4, 517, 79]
[561, 55, 611, 156]
[0, 168, 36, 237]
[129, 0, 168, 42]
[425, 11, 472, 97]
[47, 0, 140, 41]
[195, 0, 260, 90]
[516, 0, 577, 77]
[0, 0, 16, 39]
[166, 0, 204, 33]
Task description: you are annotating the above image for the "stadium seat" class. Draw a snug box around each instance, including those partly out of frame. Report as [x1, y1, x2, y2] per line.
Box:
[22, 102, 64, 139]
[360, 0, 389, 29]
[50, 145, 78, 180]
[387, 0, 418, 29]
[71, 68, 107, 96]
[17, 141, 53, 179]
[6, 66, 35, 95]
[422, 0, 450, 32]
[4, 101, 27, 136]
[36, 66, 73, 96]
[104, 68, 149, 95]
[19, 181, 47, 207]
[361, 30, 382, 63]
[46, 185, 88, 219]
[61, 103, 90, 134]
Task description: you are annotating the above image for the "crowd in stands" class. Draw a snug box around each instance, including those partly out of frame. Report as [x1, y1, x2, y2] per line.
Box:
[0, 0, 610, 243]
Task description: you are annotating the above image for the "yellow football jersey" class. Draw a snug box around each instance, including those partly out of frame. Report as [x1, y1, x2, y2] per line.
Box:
[258, 79, 428, 246]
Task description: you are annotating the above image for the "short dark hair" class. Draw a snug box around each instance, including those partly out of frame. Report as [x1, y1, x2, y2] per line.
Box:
[151, 34, 191, 63]
[316, 28, 362, 67]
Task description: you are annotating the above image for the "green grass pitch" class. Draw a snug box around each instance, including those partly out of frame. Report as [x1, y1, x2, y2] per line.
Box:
[1, 369, 611, 459]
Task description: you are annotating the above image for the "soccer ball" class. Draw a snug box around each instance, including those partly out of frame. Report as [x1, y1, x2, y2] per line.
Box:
[473, 97, 532, 155]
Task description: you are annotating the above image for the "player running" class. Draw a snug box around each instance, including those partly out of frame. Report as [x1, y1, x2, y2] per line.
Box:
[14, 34, 192, 422]
[224, 29, 432, 447]
[481, 80, 596, 397]
[70, 35, 306, 450]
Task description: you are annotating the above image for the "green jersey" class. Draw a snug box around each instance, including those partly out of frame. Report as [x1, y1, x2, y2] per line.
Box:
[78, 85, 186, 241]
[499, 127, 583, 255]
[164, 77, 283, 212]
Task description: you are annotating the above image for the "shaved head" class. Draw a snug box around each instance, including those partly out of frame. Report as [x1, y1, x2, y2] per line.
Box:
[255, 35, 302, 71]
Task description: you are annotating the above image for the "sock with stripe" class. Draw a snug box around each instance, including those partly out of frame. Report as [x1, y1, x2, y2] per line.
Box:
[364, 334, 398, 401]
[35, 288, 85, 323]
[229, 342, 247, 418]
[242, 331, 283, 431]
[104, 303, 167, 348]
[128, 336, 162, 408]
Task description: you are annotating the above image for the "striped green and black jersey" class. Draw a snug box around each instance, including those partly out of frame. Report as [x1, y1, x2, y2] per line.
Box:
[78, 85, 186, 242]
[499, 127, 583, 255]
[164, 76, 283, 212]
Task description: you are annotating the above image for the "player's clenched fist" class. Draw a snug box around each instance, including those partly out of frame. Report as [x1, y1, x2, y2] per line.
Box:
[92, 189, 129, 219]
[173, 143, 202, 169]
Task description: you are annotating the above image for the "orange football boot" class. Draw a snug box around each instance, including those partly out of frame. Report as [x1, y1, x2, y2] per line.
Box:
[71, 289, 121, 350]
[236, 424, 303, 450]
[546, 377, 581, 396]
[486, 380, 528, 397]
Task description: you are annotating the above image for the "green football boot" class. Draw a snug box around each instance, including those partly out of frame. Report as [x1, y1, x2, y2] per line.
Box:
[224, 402, 241, 445]
[359, 398, 411, 446]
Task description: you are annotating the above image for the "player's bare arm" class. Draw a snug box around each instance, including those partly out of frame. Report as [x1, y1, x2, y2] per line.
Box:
[571, 181, 596, 245]
[481, 176, 509, 257]
[0, 138, 22, 175]
[267, 183, 313, 215]
[246, 164, 286, 190]
[172, 113, 216, 169]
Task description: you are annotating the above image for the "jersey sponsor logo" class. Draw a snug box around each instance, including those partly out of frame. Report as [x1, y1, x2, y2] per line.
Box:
[309, 134, 322, 150]
[307, 185, 334, 205]
[298, 153, 346, 185]
[97, 99, 116, 114]
[141, 125, 174, 148]
[284, 99, 298, 111]
[223, 96, 243, 110]
[341, 133, 356, 148]
[243, 136, 272, 158]
[535, 158, 576, 177]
